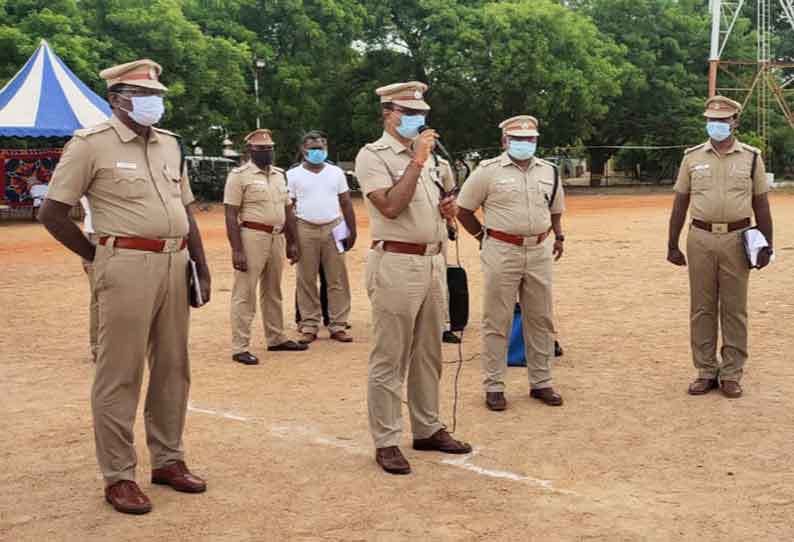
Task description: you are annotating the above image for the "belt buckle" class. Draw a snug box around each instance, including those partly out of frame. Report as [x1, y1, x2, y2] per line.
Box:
[712, 223, 729, 234]
[163, 238, 181, 252]
[273, 224, 284, 234]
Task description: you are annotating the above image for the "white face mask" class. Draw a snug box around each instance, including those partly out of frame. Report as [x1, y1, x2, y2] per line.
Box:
[123, 95, 165, 126]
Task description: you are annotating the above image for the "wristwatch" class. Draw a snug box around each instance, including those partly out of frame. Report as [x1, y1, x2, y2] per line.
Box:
[555, 234, 565, 242]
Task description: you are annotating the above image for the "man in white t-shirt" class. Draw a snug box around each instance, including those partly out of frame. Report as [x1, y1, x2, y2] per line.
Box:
[80, 195, 98, 362]
[287, 131, 357, 343]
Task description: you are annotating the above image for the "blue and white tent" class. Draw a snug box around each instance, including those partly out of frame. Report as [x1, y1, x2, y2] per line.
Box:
[0, 40, 111, 138]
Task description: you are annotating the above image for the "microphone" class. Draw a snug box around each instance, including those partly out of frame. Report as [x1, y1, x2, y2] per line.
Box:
[418, 125, 454, 164]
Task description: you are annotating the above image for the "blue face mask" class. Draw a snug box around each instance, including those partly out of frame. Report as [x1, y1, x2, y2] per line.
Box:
[396, 114, 425, 139]
[507, 140, 537, 160]
[306, 149, 327, 165]
[706, 121, 732, 142]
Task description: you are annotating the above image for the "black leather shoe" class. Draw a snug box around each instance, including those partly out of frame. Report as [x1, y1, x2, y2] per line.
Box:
[268, 340, 308, 351]
[443, 331, 462, 344]
[232, 351, 259, 365]
[554, 340, 563, 357]
[485, 391, 507, 411]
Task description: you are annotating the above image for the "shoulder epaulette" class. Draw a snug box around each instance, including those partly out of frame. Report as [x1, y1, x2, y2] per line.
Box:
[271, 165, 285, 174]
[230, 163, 249, 174]
[365, 141, 390, 152]
[479, 156, 501, 168]
[684, 143, 706, 155]
[740, 142, 761, 155]
[153, 126, 179, 138]
[536, 158, 555, 169]
[73, 123, 113, 138]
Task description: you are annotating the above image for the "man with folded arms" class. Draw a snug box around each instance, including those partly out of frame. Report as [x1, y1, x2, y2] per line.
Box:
[355, 81, 472, 475]
[457, 115, 566, 412]
[39, 59, 210, 514]
[667, 95, 774, 399]
[224, 129, 307, 366]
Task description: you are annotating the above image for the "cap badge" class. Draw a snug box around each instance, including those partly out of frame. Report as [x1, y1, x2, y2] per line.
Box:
[520, 122, 530, 129]
[414, 90, 422, 99]
[148, 66, 157, 80]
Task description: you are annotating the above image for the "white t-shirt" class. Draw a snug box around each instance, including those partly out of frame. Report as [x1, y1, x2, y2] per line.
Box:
[79, 196, 94, 234]
[287, 163, 349, 224]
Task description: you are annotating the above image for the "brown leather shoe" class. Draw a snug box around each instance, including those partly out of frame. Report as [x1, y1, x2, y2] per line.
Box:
[688, 378, 718, 395]
[104, 480, 152, 515]
[151, 460, 207, 493]
[330, 330, 353, 343]
[413, 428, 472, 454]
[485, 391, 507, 411]
[375, 446, 411, 475]
[298, 332, 317, 344]
[720, 380, 743, 399]
[530, 387, 563, 406]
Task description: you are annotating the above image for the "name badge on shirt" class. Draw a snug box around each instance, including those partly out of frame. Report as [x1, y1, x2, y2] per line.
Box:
[116, 161, 137, 170]
[691, 164, 709, 172]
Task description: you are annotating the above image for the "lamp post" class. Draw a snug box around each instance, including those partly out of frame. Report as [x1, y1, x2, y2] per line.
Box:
[253, 58, 266, 129]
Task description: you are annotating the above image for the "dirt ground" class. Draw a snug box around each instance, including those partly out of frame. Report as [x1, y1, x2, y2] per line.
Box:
[2, 191, 794, 542]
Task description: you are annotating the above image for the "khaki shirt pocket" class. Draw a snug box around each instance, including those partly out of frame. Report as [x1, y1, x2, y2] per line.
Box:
[728, 166, 752, 195]
[163, 166, 182, 197]
[113, 169, 148, 199]
[245, 183, 271, 203]
[690, 167, 712, 193]
[535, 179, 554, 208]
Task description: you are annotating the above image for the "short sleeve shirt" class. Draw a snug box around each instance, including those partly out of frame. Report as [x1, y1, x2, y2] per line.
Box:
[46, 115, 194, 239]
[354, 131, 446, 244]
[286, 163, 348, 224]
[223, 162, 289, 226]
[674, 139, 768, 223]
[457, 153, 564, 235]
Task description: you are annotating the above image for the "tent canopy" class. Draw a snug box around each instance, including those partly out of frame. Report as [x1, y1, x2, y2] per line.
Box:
[0, 40, 111, 138]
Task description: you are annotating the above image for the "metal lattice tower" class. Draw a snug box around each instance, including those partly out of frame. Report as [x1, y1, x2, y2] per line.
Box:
[709, 0, 794, 160]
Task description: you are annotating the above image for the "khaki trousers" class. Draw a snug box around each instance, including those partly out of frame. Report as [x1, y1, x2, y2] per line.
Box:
[296, 218, 351, 334]
[231, 228, 288, 352]
[686, 226, 750, 381]
[480, 237, 554, 392]
[83, 233, 98, 361]
[366, 247, 445, 448]
[91, 243, 191, 485]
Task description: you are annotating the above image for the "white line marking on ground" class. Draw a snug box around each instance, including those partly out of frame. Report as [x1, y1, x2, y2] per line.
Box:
[188, 403, 250, 422]
[191, 404, 578, 495]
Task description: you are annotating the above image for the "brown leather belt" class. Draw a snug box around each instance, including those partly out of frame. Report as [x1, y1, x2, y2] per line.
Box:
[241, 221, 282, 233]
[371, 240, 442, 256]
[691, 218, 750, 234]
[487, 228, 550, 246]
[98, 236, 187, 252]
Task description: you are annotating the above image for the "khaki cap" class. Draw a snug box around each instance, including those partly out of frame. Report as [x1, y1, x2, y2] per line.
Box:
[499, 115, 539, 137]
[703, 95, 742, 119]
[100, 59, 167, 91]
[376, 81, 430, 111]
[244, 129, 274, 146]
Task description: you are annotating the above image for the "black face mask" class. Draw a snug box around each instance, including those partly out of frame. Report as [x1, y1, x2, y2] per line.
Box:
[250, 150, 274, 169]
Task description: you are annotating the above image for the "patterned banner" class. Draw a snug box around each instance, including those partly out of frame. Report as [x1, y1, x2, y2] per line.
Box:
[0, 149, 62, 206]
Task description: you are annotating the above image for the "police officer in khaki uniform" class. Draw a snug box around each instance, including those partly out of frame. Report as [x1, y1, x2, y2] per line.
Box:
[667, 96, 774, 399]
[39, 59, 210, 515]
[224, 129, 307, 365]
[355, 81, 471, 475]
[457, 115, 565, 412]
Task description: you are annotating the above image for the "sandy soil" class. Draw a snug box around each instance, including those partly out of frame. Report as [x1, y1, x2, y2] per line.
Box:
[1, 192, 793, 542]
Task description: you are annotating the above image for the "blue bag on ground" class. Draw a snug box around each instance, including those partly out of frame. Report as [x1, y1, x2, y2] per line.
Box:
[507, 303, 526, 367]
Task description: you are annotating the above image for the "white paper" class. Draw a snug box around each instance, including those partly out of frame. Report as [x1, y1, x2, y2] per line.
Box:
[744, 228, 776, 267]
[332, 221, 350, 253]
[189, 259, 205, 307]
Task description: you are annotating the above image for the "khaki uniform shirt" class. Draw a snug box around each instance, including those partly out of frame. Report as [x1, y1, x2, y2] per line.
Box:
[354, 131, 448, 244]
[457, 153, 564, 235]
[674, 139, 768, 223]
[223, 161, 289, 226]
[46, 115, 194, 238]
